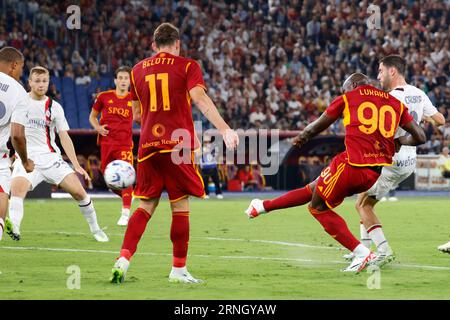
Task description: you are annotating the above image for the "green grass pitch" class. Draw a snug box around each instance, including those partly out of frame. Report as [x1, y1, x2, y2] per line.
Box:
[0, 196, 449, 299]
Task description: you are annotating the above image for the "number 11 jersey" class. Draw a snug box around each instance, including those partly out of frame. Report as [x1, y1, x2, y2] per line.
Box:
[130, 52, 206, 162]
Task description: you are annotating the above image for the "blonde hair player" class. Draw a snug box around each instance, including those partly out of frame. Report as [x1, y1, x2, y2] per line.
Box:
[4, 66, 109, 242]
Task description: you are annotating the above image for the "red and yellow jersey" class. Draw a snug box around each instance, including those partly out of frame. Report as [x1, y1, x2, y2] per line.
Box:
[325, 84, 413, 166]
[92, 90, 133, 147]
[130, 51, 206, 162]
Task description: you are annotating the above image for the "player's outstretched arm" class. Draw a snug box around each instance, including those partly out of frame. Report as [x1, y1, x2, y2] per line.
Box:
[423, 112, 446, 127]
[189, 86, 238, 149]
[10, 122, 34, 172]
[293, 113, 336, 148]
[397, 120, 426, 147]
[58, 130, 91, 181]
[89, 109, 109, 136]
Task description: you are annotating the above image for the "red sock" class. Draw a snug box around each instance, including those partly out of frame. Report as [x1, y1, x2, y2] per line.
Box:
[308, 206, 360, 251]
[263, 185, 312, 212]
[122, 187, 133, 209]
[171, 212, 190, 268]
[120, 207, 151, 260]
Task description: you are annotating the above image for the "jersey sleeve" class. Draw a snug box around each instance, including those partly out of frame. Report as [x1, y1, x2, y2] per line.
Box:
[399, 103, 414, 127]
[324, 95, 345, 119]
[92, 93, 104, 112]
[53, 102, 70, 132]
[130, 70, 139, 101]
[421, 92, 439, 117]
[186, 60, 206, 92]
[10, 87, 29, 126]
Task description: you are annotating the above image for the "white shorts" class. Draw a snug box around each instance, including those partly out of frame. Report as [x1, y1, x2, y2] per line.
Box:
[0, 167, 11, 194]
[366, 164, 415, 200]
[12, 154, 74, 191]
[0, 156, 11, 194]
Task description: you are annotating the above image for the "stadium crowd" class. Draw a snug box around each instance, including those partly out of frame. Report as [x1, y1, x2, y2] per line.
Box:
[0, 0, 449, 154]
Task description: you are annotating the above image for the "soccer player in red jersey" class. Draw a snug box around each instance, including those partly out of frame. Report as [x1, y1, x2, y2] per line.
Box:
[247, 73, 425, 272]
[89, 66, 134, 226]
[110, 23, 239, 283]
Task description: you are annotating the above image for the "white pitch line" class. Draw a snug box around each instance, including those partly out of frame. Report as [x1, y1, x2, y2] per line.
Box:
[1, 245, 450, 271]
[198, 236, 341, 250]
[26, 230, 342, 251]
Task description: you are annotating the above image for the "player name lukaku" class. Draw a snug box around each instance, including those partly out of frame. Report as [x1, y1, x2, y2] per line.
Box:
[174, 304, 277, 317]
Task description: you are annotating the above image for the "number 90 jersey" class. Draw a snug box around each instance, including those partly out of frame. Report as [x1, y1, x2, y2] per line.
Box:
[325, 84, 413, 166]
[130, 52, 206, 162]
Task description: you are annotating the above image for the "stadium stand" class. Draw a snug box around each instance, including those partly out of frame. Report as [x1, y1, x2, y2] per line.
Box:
[0, 0, 448, 153]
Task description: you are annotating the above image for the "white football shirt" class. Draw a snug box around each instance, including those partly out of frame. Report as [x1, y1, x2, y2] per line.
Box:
[0, 71, 28, 167]
[390, 84, 438, 160]
[22, 95, 69, 163]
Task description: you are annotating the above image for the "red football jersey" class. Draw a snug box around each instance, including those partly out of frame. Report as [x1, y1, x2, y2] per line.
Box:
[130, 52, 206, 162]
[325, 84, 413, 166]
[92, 90, 133, 146]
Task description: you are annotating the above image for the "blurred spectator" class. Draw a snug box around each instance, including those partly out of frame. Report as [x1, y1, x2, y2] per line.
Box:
[438, 147, 450, 178]
[200, 137, 223, 199]
[236, 165, 258, 191]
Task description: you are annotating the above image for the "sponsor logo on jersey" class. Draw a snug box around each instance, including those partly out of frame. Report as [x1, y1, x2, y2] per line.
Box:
[405, 95, 422, 104]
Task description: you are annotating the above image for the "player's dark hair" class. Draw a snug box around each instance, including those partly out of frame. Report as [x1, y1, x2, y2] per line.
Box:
[0, 46, 24, 63]
[115, 66, 131, 78]
[153, 23, 180, 48]
[380, 55, 406, 76]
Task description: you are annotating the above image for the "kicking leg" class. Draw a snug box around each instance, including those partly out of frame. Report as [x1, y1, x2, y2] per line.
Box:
[246, 180, 316, 218]
[59, 173, 108, 242]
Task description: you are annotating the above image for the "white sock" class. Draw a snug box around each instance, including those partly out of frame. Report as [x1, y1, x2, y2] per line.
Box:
[121, 208, 130, 217]
[9, 196, 24, 230]
[78, 196, 100, 233]
[352, 243, 371, 257]
[360, 223, 372, 249]
[171, 266, 187, 275]
[368, 225, 389, 251]
[0, 217, 4, 241]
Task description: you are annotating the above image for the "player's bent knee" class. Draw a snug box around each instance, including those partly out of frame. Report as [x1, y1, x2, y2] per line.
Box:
[60, 173, 87, 201]
[10, 177, 31, 198]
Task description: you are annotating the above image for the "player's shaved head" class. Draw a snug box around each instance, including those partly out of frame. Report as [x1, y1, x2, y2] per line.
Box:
[342, 73, 370, 93]
[153, 23, 180, 48]
[0, 46, 24, 63]
[0, 46, 25, 81]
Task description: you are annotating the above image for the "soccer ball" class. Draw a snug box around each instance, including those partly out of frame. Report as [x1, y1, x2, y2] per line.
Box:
[104, 160, 136, 190]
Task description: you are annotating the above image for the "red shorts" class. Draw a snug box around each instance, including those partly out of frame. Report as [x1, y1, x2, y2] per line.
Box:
[133, 152, 205, 202]
[100, 144, 133, 172]
[315, 152, 381, 209]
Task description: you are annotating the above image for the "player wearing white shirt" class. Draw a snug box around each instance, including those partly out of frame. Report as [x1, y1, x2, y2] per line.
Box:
[5, 66, 108, 242]
[0, 47, 35, 241]
[354, 55, 445, 266]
